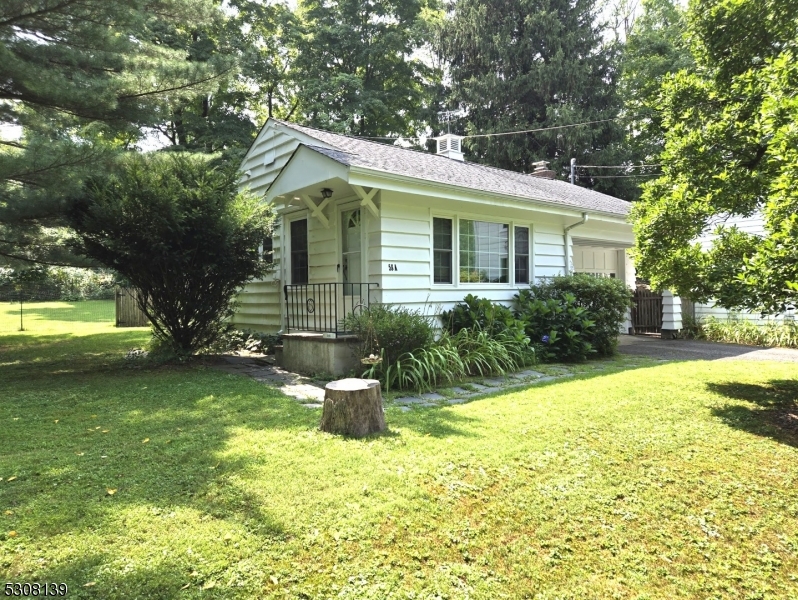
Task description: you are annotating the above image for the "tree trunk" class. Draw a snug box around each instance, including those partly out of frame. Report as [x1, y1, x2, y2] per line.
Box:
[319, 378, 385, 438]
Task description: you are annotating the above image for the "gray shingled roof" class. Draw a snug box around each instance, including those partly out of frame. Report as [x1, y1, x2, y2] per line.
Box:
[275, 120, 631, 217]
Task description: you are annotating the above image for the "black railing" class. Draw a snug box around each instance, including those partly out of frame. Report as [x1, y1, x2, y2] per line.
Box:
[284, 283, 379, 336]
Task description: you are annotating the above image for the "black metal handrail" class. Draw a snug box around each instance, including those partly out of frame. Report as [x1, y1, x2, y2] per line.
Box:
[283, 282, 379, 336]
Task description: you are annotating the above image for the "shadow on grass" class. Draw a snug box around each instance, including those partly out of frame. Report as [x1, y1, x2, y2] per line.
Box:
[708, 379, 798, 448]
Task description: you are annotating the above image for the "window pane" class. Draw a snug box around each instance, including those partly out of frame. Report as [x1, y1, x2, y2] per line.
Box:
[459, 220, 509, 283]
[515, 226, 529, 284]
[433, 218, 452, 284]
[290, 219, 308, 284]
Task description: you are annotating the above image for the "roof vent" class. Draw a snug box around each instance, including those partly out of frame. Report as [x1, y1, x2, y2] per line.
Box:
[530, 160, 556, 179]
[432, 133, 464, 161]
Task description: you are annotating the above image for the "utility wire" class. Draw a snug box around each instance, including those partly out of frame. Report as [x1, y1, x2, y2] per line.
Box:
[584, 173, 661, 179]
[464, 118, 617, 139]
[355, 116, 622, 142]
[578, 163, 662, 169]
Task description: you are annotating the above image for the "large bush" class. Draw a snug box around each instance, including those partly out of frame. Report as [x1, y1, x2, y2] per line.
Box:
[516, 275, 632, 358]
[514, 291, 596, 362]
[344, 303, 435, 368]
[68, 153, 274, 357]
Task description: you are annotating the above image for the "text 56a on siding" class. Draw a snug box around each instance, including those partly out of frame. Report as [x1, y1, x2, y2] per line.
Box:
[387, 264, 399, 272]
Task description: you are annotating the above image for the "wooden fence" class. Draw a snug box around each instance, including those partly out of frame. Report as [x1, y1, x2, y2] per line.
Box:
[631, 288, 662, 334]
[115, 288, 149, 327]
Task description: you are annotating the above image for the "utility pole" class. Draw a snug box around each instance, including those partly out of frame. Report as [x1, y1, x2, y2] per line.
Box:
[570, 158, 576, 185]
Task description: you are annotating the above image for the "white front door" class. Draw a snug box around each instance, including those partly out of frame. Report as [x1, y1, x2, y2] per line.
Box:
[341, 208, 362, 294]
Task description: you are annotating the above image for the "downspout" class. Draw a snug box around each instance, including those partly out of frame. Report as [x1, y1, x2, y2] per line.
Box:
[564, 212, 589, 274]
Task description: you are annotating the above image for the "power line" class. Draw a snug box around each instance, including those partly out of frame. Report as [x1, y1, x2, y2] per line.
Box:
[578, 163, 662, 169]
[584, 173, 661, 179]
[355, 116, 624, 142]
[464, 118, 618, 139]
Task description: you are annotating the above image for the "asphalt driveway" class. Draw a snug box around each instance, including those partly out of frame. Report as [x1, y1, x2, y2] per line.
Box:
[618, 335, 798, 362]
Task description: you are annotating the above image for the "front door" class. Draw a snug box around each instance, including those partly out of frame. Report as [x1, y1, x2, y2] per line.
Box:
[341, 208, 361, 295]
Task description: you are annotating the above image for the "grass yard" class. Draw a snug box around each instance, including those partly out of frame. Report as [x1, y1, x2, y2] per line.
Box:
[1, 326, 797, 599]
[0, 299, 115, 333]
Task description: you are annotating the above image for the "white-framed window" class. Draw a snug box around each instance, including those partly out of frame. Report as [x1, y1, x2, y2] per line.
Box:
[433, 217, 453, 284]
[288, 217, 308, 284]
[514, 226, 530, 284]
[431, 215, 532, 286]
[459, 219, 509, 283]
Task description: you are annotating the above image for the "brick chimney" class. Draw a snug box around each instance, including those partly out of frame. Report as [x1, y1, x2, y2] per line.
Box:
[530, 160, 556, 179]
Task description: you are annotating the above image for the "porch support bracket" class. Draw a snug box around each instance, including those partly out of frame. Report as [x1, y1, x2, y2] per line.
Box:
[352, 185, 380, 218]
[300, 194, 331, 229]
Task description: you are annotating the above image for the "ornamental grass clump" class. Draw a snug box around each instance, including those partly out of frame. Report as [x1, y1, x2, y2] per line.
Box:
[352, 299, 537, 391]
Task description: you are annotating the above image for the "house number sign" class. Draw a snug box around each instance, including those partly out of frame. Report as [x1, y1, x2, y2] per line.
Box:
[387, 263, 399, 271]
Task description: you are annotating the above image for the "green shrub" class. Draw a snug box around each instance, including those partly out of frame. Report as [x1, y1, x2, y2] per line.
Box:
[442, 294, 519, 335]
[514, 291, 596, 362]
[697, 317, 798, 348]
[516, 275, 632, 358]
[344, 304, 434, 368]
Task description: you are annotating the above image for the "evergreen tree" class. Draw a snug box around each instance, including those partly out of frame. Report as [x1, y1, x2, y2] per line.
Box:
[440, 0, 632, 198]
[0, 0, 225, 267]
[291, 0, 441, 137]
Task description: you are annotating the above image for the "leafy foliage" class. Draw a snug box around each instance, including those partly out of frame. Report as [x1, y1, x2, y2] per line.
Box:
[441, 294, 520, 336]
[364, 327, 535, 392]
[515, 290, 596, 363]
[523, 275, 632, 357]
[344, 303, 435, 368]
[684, 316, 798, 349]
[619, 0, 693, 168]
[291, 0, 440, 137]
[68, 153, 274, 357]
[632, 0, 798, 314]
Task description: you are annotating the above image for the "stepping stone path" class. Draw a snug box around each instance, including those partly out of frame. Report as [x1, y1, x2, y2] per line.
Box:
[212, 354, 585, 410]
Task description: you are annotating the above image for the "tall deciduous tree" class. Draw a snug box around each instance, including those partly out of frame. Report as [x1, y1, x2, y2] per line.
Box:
[154, 0, 301, 155]
[632, 0, 798, 314]
[619, 0, 693, 165]
[69, 153, 274, 356]
[291, 0, 441, 137]
[0, 0, 226, 267]
[440, 0, 633, 198]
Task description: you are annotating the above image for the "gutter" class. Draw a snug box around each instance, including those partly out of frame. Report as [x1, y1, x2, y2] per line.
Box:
[564, 212, 589, 274]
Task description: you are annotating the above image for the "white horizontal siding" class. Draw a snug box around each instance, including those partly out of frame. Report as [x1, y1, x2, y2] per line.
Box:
[696, 212, 767, 249]
[236, 123, 304, 328]
[694, 302, 794, 325]
[232, 279, 282, 333]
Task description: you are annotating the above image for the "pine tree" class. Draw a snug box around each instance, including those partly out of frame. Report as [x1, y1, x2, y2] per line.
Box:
[440, 0, 632, 198]
[0, 0, 225, 267]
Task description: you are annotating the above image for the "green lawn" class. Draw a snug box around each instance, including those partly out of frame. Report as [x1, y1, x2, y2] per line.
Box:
[0, 299, 115, 333]
[1, 327, 797, 599]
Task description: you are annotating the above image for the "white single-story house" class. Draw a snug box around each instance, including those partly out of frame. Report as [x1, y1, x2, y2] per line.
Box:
[235, 118, 636, 373]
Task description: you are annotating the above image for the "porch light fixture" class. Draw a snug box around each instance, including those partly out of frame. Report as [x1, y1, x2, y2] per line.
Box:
[321, 188, 333, 199]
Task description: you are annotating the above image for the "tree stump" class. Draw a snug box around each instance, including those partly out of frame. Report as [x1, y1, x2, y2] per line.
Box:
[319, 378, 386, 438]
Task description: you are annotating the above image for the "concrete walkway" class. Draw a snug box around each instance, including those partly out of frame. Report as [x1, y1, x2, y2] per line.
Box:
[212, 355, 579, 411]
[618, 335, 798, 362]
